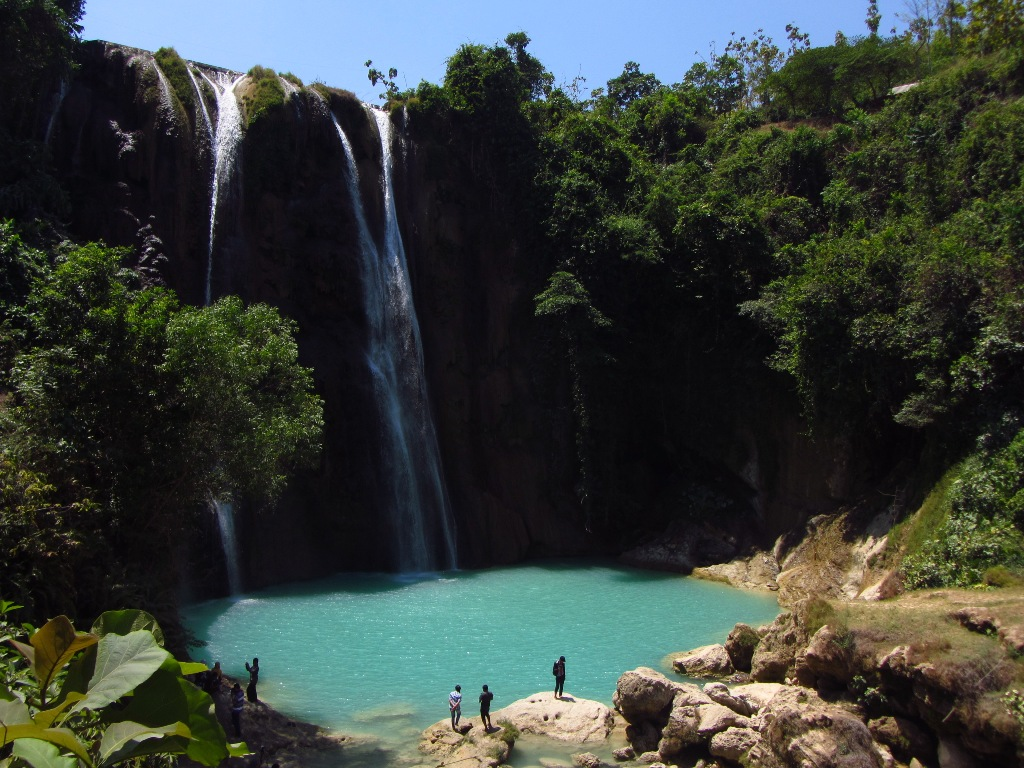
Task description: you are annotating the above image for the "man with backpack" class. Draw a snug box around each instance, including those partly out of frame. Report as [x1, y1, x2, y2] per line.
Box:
[553, 656, 566, 699]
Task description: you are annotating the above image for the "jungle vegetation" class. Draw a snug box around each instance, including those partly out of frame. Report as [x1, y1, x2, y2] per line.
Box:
[1, 0, 1024, 674]
[395, 1, 1024, 587]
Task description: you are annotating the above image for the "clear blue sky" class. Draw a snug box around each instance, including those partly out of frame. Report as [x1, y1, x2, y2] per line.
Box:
[81, 1, 909, 103]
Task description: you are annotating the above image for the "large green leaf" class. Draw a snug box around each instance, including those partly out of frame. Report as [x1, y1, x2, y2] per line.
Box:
[90, 611, 164, 647]
[180, 677, 240, 766]
[105, 658, 186, 728]
[0, 698, 33, 728]
[178, 661, 206, 677]
[96, 721, 190, 766]
[12, 738, 78, 768]
[56, 645, 96, 704]
[21, 617, 98, 694]
[33, 693, 85, 729]
[0, 723, 92, 765]
[71, 631, 168, 714]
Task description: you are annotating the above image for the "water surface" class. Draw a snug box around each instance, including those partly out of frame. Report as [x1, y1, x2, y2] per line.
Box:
[185, 562, 778, 763]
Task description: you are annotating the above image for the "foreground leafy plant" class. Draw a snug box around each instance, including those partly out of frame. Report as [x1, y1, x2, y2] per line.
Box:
[0, 606, 247, 766]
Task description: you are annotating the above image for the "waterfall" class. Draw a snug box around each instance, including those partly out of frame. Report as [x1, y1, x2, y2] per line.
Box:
[330, 108, 457, 572]
[202, 72, 246, 594]
[202, 71, 245, 306]
[44, 79, 68, 145]
[212, 499, 243, 593]
[186, 65, 213, 141]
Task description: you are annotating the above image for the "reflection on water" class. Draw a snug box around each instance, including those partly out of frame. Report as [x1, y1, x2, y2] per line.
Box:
[184, 561, 778, 767]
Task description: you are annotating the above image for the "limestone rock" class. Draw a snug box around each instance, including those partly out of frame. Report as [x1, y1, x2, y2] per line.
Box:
[420, 719, 510, 768]
[655, 704, 701, 758]
[755, 686, 890, 768]
[612, 745, 635, 761]
[868, 716, 936, 766]
[793, 623, 855, 690]
[728, 682, 784, 714]
[636, 751, 661, 764]
[624, 721, 661, 754]
[750, 612, 803, 683]
[951, 607, 999, 634]
[725, 623, 760, 672]
[672, 644, 734, 678]
[708, 726, 760, 763]
[696, 702, 749, 736]
[492, 692, 615, 744]
[998, 623, 1024, 655]
[613, 668, 682, 723]
[573, 752, 602, 768]
[938, 737, 979, 768]
[702, 682, 755, 716]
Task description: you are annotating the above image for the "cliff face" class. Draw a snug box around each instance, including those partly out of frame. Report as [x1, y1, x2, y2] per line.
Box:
[44, 42, 900, 593]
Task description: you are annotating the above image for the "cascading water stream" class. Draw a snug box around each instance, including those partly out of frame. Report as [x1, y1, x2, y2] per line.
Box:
[201, 71, 245, 593]
[212, 500, 243, 594]
[44, 79, 68, 145]
[202, 71, 244, 306]
[330, 108, 457, 572]
[186, 65, 213, 140]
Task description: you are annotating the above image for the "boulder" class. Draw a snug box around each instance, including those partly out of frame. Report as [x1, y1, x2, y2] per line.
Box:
[998, 623, 1024, 655]
[696, 703, 749, 737]
[672, 644, 734, 678]
[750, 612, 803, 683]
[793, 623, 855, 690]
[729, 682, 784, 714]
[951, 607, 999, 634]
[655, 704, 701, 758]
[755, 686, 892, 768]
[938, 738, 979, 768]
[708, 726, 760, 763]
[868, 716, 937, 766]
[492, 692, 615, 744]
[624, 721, 661, 754]
[420, 719, 511, 768]
[613, 668, 682, 723]
[612, 746, 635, 761]
[573, 752, 602, 768]
[702, 682, 755, 716]
[725, 623, 760, 672]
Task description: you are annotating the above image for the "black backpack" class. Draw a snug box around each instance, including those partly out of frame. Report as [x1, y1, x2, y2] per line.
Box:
[552, 660, 558, 676]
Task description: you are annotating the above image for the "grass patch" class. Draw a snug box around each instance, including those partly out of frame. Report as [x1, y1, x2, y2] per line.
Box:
[240, 65, 286, 127]
[496, 720, 519, 746]
[154, 47, 195, 113]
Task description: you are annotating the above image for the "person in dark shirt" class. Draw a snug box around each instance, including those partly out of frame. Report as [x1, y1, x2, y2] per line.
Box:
[479, 684, 494, 730]
[245, 658, 259, 702]
[553, 656, 566, 699]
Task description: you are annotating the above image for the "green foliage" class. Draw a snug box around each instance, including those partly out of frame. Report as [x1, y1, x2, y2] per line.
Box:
[496, 719, 519, 746]
[902, 428, 1024, 588]
[0, 242, 324, 622]
[0, 0, 84, 137]
[241, 65, 285, 127]
[0, 606, 247, 766]
[153, 47, 195, 113]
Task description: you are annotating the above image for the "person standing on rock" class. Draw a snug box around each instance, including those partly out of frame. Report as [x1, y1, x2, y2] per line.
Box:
[245, 657, 260, 702]
[553, 656, 566, 699]
[479, 684, 494, 731]
[449, 685, 462, 729]
[230, 682, 244, 738]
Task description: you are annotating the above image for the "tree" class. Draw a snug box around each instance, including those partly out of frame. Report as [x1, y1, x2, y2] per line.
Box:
[605, 62, 661, 115]
[0, 0, 84, 137]
[1, 243, 324, 622]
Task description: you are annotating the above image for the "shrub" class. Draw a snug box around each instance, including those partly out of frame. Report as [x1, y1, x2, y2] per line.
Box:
[241, 65, 285, 127]
[154, 46, 195, 112]
[983, 564, 1022, 587]
[497, 719, 519, 746]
